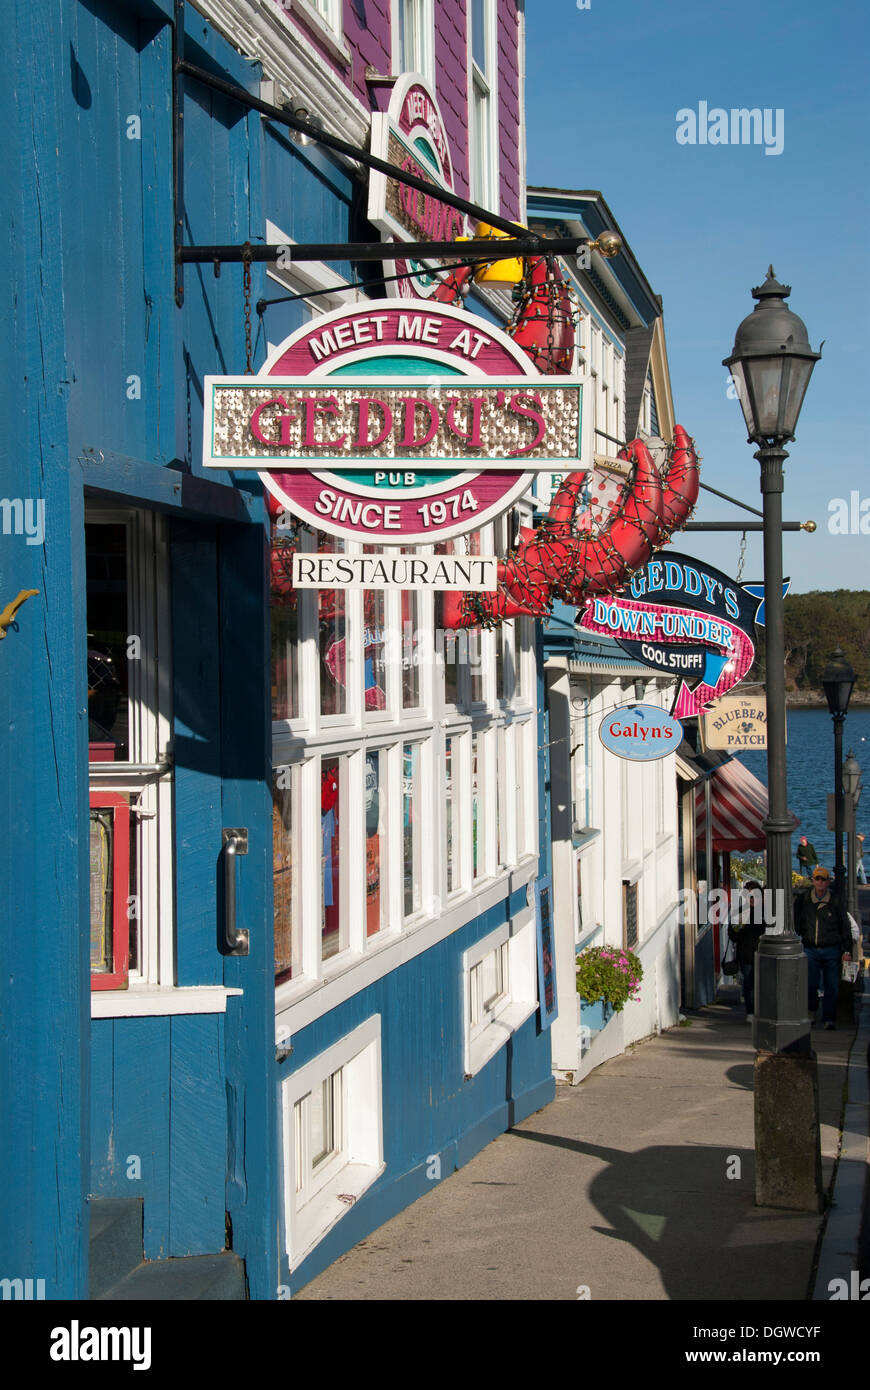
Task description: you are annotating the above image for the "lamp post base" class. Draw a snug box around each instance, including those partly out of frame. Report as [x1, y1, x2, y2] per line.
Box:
[754, 1050, 823, 1211]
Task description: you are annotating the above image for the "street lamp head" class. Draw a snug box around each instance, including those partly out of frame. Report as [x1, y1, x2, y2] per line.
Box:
[723, 267, 821, 446]
[821, 647, 855, 720]
[843, 751, 862, 803]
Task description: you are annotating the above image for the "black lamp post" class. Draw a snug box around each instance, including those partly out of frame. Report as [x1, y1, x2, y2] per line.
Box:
[822, 648, 855, 905]
[724, 269, 823, 1210]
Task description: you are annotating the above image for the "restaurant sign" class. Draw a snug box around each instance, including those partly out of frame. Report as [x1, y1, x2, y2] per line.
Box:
[204, 300, 584, 545]
[579, 552, 762, 718]
[367, 74, 466, 300]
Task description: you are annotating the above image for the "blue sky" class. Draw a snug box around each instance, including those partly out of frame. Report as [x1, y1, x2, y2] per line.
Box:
[524, 0, 869, 593]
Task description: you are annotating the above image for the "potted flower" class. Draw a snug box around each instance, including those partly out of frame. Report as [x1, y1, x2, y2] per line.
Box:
[576, 945, 643, 1015]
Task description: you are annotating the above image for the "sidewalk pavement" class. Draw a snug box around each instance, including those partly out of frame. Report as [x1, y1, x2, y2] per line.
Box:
[295, 985, 867, 1301]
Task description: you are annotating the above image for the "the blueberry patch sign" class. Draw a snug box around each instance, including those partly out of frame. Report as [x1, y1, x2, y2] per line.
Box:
[580, 552, 763, 718]
[598, 704, 683, 761]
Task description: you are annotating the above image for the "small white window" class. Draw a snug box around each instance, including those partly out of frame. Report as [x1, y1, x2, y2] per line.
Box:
[394, 0, 434, 82]
[469, 0, 497, 207]
[462, 915, 538, 1077]
[305, 0, 342, 38]
[282, 1016, 385, 1266]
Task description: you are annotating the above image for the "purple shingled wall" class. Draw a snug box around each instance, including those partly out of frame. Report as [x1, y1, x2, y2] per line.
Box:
[496, 2, 522, 222]
[272, 1, 522, 217]
[434, 0, 469, 196]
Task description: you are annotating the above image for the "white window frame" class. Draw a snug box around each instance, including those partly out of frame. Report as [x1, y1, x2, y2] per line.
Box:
[282, 1015, 385, 1267]
[392, 0, 435, 83]
[468, 0, 498, 209]
[287, 0, 351, 65]
[84, 509, 176, 1017]
[462, 913, 538, 1077]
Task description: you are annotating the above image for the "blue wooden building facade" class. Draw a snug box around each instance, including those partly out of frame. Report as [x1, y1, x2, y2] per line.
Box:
[1, 0, 553, 1300]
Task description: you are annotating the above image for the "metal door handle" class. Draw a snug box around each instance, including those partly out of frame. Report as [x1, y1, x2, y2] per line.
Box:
[222, 828, 249, 955]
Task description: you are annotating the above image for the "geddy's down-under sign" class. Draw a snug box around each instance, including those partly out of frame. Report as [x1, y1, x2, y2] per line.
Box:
[204, 300, 584, 546]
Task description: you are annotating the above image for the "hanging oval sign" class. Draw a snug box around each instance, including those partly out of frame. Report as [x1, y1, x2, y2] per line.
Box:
[203, 299, 585, 544]
[598, 703, 683, 761]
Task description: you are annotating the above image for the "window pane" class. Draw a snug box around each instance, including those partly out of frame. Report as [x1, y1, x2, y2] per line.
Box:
[403, 743, 421, 917]
[515, 618, 525, 702]
[363, 589, 387, 712]
[86, 523, 129, 761]
[434, 544, 458, 704]
[445, 736, 455, 894]
[515, 723, 528, 857]
[401, 589, 420, 709]
[273, 770, 300, 983]
[321, 757, 346, 960]
[89, 807, 115, 973]
[472, 732, 482, 879]
[270, 520, 299, 721]
[365, 750, 387, 937]
[318, 534, 346, 717]
[471, 0, 487, 71]
[469, 961, 481, 1025]
[294, 1098, 305, 1193]
[496, 726, 505, 868]
[467, 532, 483, 704]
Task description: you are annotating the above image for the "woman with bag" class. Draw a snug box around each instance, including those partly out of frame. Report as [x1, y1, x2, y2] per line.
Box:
[727, 879, 766, 1022]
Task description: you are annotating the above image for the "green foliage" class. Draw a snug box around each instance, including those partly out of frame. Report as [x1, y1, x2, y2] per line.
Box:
[731, 854, 766, 885]
[576, 945, 643, 1013]
[749, 591, 870, 695]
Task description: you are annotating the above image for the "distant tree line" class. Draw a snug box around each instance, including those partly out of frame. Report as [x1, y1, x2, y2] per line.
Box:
[748, 590, 870, 697]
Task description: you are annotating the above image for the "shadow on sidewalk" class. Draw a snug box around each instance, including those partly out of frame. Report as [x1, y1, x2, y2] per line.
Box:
[507, 1001, 855, 1301]
[509, 1129, 815, 1299]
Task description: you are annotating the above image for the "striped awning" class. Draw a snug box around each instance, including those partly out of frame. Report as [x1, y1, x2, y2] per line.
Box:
[695, 757, 797, 853]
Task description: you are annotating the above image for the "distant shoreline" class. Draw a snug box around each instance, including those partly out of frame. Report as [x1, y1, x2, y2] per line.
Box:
[785, 693, 870, 709]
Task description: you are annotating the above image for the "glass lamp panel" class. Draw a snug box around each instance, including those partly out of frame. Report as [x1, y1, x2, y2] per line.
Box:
[744, 356, 787, 439]
[778, 357, 815, 439]
[726, 360, 754, 438]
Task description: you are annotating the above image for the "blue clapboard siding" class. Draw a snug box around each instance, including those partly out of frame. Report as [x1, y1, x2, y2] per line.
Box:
[0, 1, 92, 1299]
[90, 1019, 171, 1258]
[218, 517, 276, 1301]
[281, 886, 554, 1293]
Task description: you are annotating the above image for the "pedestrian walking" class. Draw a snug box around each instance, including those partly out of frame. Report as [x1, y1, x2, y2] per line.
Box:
[727, 879, 766, 1021]
[793, 866, 852, 1029]
[796, 836, 818, 877]
[856, 832, 866, 885]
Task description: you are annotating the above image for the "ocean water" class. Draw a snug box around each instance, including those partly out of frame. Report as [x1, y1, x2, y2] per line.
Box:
[736, 705, 870, 873]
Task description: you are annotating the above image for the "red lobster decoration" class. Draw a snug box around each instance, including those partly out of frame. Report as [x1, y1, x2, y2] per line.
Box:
[440, 426, 698, 627]
[439, 252, 699, 626]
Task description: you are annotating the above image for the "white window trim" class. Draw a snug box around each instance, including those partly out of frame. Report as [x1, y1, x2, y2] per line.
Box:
[281, 1015, 385, 1268]
[87, 507, 176, 1006]
[467, 0, 499, 211]
[91, 986, 243, 1019]
[391, 0, 435, 85]
[285, 0, 351, 65]
[276, 852, 538, 1033]
[461, 911, 538, 1078]
[264, 222, 360, 355]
